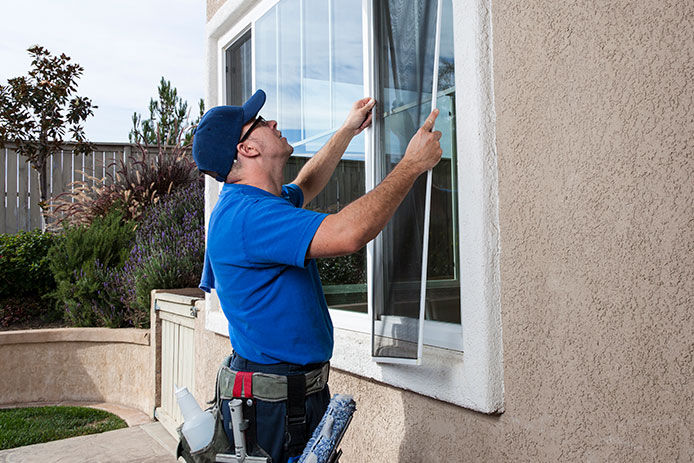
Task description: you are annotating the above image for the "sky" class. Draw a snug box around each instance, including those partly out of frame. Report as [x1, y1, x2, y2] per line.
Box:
[1, 0, 205, 143]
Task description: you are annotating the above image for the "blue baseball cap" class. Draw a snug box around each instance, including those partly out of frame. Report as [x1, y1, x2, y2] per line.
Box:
[192, 89, 266, 182]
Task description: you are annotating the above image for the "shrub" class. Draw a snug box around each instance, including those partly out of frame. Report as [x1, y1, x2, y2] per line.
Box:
[0, 230, 57, 299]
[317, 250, 366, 285]
[48, 207, 136, 327]
[114, 181, 205, 327]
[47, 143, 200, 229]
[0, 230, 61, 325]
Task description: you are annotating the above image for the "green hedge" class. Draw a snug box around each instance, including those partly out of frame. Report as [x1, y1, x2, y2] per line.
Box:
[0, 230, 56, 299]
[48, 208, 136, 327]
[0, 230, 60, 327]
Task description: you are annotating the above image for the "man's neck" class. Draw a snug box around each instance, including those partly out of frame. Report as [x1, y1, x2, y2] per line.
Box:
[233, 161, 285, 196]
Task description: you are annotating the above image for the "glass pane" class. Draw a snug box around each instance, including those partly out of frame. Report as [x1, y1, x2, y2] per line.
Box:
[226, 30, 252, 106]
[284, 152, 368, 313]
[425, 0, 460, 324]
[373, 0, 438, 360]
[278, 0, 302, 144]
[331, 0, 363, 128]
[303, 0, 331, 139]
[256, 8, 278, 122]
[261, 0, 367, 313]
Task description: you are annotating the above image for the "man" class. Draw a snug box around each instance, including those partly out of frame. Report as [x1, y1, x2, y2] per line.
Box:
[193, 89, 441, 463]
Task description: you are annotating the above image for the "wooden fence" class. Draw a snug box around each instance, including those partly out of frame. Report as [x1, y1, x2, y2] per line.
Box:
[285, 157, 366, 213]
[1, 142, 140, 234]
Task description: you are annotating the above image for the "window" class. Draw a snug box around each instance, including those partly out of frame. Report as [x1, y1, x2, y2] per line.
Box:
[206, 0, 503, 413]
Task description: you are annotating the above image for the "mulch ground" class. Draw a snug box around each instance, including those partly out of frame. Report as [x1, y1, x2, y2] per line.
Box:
[0, 319, 70, 331]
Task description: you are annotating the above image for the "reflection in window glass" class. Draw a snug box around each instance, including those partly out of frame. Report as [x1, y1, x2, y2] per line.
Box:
[257, 0, 363, 159]
[255, 8, 278, 122]
[303, 0, 331, 140]
[278, 0, 302, 144]
[257, 0, 367, 312]
[373, 0, 459, 360]
[331, 0, 364, 129]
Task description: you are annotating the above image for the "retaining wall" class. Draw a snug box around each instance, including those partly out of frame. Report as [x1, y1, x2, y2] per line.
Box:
[0, 328, 153, 415]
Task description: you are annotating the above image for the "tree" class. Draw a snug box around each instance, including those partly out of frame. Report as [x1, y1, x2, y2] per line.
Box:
[129, 77, 204, 147]
[0, 46, 96, 218]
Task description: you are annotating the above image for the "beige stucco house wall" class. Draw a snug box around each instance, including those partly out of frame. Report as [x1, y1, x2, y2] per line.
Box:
[199, 0, 693, 461]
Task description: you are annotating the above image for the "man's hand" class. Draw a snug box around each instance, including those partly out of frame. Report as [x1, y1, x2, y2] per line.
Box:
[402, 109, 443, 173]
[294, 97, 376, 206]
[341, 97, 376, 136]
[308, 108, 444, 259]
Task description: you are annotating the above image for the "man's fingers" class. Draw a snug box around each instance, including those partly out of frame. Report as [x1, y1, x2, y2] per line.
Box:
[362, 98, 376, 112]
[420, 109, 439, 132]
[357, 97, 376, 110]
[359, 111, 373, 130]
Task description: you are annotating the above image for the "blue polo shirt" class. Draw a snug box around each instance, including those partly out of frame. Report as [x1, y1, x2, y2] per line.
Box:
[200, 183, 332, 365]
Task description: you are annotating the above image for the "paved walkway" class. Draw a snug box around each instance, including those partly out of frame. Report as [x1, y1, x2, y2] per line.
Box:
[0, 403, 180, 463]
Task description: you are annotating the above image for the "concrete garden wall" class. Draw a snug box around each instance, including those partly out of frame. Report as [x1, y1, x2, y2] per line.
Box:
[0, 328, 153, 415]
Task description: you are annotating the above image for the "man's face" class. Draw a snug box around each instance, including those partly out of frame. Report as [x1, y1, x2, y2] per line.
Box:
[239, 116, 294, 161]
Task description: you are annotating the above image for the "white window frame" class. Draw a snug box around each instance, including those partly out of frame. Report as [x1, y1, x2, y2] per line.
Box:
[204, 0, 503, 413]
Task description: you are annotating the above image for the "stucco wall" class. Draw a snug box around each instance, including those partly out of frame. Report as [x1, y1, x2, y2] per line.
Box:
[202, 0, 693, 460]
[332, 1, 693, 461]
[192, 300, 233, 403]
[207, 0, 226, 22]
[0, 328, 153, 415]
[492, 0, 693, 460]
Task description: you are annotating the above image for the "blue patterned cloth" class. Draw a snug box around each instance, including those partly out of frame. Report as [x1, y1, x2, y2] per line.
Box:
[298, 394, 356, 463]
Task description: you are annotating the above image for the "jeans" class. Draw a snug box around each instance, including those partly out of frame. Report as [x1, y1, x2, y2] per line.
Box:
[221, 353, 330, 463]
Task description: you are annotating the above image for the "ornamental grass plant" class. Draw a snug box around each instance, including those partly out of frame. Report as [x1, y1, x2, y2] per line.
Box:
[46, 182, 204, 329]
[46, 141, 199, 230]
[40, 138, 205, 328]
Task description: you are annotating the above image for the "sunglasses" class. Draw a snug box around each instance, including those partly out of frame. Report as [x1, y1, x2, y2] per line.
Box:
[239, 116, 267, 143]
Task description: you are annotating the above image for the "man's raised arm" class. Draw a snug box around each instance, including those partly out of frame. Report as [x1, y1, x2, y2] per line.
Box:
[308, 109, 442, 259]
[293, 98, 376, 206]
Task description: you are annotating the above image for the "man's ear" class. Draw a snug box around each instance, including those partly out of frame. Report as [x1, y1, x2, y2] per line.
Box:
[237, 140, 260, 159]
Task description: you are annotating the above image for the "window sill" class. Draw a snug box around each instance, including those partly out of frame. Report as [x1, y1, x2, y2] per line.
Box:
[329, 309, 463, 351]
[331, 325, 501, 414]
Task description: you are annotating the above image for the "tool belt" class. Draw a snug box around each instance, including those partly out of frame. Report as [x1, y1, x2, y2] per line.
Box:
[217, 354, 330, 458]
[217, 356, 330, 402]
[177, 354, 330, 463]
